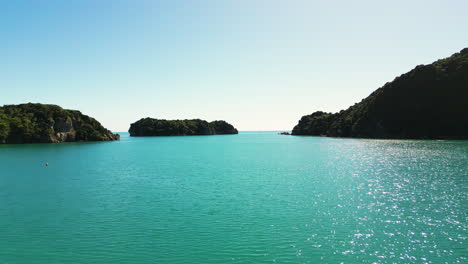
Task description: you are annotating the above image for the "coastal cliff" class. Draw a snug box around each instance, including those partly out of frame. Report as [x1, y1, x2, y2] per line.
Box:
[292, 48, 468, 139]
[129, 118, 238, 136]
[0, 103, 119, 144]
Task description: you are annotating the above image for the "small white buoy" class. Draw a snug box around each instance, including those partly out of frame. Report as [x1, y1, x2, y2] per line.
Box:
[45, 162, 49, 167]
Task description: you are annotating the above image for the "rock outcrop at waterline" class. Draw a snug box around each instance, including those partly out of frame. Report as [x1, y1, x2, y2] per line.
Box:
[0, 103, 119, 144]
[129, 118, 238, 136]
[292, 48, 468, 139]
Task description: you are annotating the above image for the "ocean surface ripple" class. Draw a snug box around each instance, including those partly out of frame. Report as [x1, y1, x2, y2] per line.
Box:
[0, 132, 466, 263]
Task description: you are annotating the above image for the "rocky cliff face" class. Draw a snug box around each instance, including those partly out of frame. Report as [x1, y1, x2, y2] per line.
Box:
[292, 48, 468, 139]
[129, 118, 238, 136]
[0, 103, 119, 144]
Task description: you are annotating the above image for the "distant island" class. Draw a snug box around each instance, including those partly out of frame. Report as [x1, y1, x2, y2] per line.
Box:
[292, 48, 468, 139]
[129, 118, 238, 136]
[0, 103, 119, 144]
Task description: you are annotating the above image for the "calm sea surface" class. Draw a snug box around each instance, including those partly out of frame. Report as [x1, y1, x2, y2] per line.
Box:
[0, 132, 466, 264]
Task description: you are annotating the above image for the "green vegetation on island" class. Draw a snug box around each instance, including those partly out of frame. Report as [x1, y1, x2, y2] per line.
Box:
[129, 118, 238, 136]
[292, 48, 468, 139]
[0, 103, 119, 144]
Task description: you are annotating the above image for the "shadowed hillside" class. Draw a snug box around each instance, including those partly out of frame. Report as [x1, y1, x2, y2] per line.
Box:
[129, 118, 238, 136]
[292, 48, 468, 139]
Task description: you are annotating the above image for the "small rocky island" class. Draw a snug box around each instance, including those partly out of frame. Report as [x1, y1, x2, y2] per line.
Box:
[292, 48, 468, 139]
[129, 118, 238, 136]
[0, 103, 119, 144]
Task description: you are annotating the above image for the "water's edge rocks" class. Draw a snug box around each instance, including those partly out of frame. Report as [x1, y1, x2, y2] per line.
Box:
[292, 48, 468, 139]
[0, 103, 120, 144]
[129, 118, 238, 136]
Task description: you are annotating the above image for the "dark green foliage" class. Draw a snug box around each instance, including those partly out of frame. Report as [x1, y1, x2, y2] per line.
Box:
[292, 48, 468, 139]
[209, 120, 239, 134]
[0, 103, 119, 144]
[292, 111, 335, 136]
[0, 110, 10, 143]
[129, 118, 238, 136]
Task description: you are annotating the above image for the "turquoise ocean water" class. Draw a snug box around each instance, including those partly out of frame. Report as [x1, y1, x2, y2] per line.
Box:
[0, 132, 466, 263]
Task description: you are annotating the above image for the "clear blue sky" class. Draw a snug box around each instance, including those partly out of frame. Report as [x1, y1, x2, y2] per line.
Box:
[1, 0, 467, 131]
